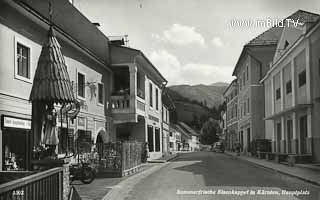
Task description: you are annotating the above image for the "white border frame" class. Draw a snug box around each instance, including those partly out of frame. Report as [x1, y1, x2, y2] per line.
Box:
[14, 36, 33, 83]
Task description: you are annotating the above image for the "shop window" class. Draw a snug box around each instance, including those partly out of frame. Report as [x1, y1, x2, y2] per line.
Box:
[98, 83, 104, 105]
[286, 80, 292, 94]
[77, 72, 86, 99]
[3, 130, 28, 171]
[156, 88, 159, 110]
[276, 88, 281, 100]
[298, 70, 306, 87]
[155, 128, 160, 152]
[147, 126, 154, 152]
[149, 83, 153, 107]
[16, 43, 30, 80]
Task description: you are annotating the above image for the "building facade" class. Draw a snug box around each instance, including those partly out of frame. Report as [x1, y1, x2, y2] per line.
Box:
[262, 11, 320, 162]
[224, 79, 239, 151]
[232, 27, 283, 153]
[0, 0, 112, 171]
[109, 45, 167, 160]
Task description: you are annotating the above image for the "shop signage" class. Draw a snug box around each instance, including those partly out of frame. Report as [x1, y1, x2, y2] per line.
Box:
[3, 116, 31, 130]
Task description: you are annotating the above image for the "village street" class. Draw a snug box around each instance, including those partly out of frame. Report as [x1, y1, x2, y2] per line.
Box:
[106, 152, 320, 200]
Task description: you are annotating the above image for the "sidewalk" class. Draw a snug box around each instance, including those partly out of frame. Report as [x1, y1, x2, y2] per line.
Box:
[225, 151, 320, 186]
[73, 163, 158, 200]
[148, 153, 179, 163]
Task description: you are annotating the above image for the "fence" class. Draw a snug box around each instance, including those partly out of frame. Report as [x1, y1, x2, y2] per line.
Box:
[0, 167, 63, 200]
[96, 141, 142, 177]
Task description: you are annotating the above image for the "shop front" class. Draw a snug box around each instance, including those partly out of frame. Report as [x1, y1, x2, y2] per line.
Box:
[1, 115, 31, 171]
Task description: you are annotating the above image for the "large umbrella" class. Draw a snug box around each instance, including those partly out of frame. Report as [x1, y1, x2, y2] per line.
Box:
[30, 26, 76, 146]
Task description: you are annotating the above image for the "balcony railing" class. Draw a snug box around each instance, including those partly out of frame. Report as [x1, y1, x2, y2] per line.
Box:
[111, 95, 130, 109]
[0, 167, 63, 200]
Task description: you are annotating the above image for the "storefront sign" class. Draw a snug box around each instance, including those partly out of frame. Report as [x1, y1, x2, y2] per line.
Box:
[3, 116, 31, 130]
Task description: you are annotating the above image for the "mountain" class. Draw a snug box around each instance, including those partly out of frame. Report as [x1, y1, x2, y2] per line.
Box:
[168, 82, 229, 108]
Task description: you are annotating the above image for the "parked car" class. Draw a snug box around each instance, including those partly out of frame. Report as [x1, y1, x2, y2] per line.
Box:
[212, 142, 225, 153]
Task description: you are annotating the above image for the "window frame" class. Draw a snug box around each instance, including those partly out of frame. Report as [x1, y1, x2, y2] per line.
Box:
[155, 88, 159, 110]
[14, 36, 32, 83]
[286, 80, 292, 94]
[97, 82, 104, 106]
[298, 70, 306, 88]
[276, 88, 281, 100]
[77, 70, 86, 100]
[149, 82, 153, 108]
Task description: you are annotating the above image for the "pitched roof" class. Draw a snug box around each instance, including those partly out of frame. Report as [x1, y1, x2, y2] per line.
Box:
[174, 124, 192, 139]
[16, 0, 110, 65]
[178, 122, 200, 136]
[30, 27, 75, 103]
[232, 10, 320, 76]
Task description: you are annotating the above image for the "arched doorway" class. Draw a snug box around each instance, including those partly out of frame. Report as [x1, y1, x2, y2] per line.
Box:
[96, 129, 108, 144]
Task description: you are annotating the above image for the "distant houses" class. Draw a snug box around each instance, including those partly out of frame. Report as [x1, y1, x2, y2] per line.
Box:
[224, 10, 320, 164]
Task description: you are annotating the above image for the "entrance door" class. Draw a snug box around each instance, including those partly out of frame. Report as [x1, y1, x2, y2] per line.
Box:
[240, 131, 243, 151]
[247, 128, 251, 152]
[276, 123, 281, 153]
[287, 120, 293, 153]
[147, 126, 154, 152]
[299, 116, 307, 154]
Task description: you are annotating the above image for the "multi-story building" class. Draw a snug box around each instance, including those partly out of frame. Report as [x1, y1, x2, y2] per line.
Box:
[224, 79, 238, 151]
[162, 91, 175, 155]
[109, 44, 167, 160]
[0, 0, 112, 171]
[232, 24, 283, 153]
[262, 10, 320, 162]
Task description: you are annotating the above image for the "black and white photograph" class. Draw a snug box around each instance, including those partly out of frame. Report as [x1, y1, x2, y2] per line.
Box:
[0, 0, 320, 199]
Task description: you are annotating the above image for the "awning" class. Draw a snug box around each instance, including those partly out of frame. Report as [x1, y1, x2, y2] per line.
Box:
[29, 26, 75, 104]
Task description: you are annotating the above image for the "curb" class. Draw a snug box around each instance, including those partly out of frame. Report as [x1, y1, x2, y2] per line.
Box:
[102, 162, 171, 200]
[148, 153, 179, 163]
[225, 152, 320, 186]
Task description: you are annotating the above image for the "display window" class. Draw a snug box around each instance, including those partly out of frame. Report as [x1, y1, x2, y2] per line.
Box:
[1, 115, 31, 171]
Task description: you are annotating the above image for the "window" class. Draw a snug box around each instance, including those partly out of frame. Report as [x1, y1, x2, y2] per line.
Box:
[77, 72, 85, 99]
[246, 65, 249, 81]
[298, 70, 306, 87]
[239, 78, 242, 90]
[286, 80, 292, 94]
[242, 72, 246, 86]
[156, 88, 159, 110]
[149, 83, 153, 107]
[276, 88, 281, 100]
[284, 40, 289, 49]
[169, 142, 173, 148]
[98, 83, 104, 105]
[16, 43, 30, 79]
[244, 102, 246, 115]
[247, 98, 250, 113]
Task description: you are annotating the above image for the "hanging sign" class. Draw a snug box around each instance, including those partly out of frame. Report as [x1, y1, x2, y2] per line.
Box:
[3, 116, 31, 130]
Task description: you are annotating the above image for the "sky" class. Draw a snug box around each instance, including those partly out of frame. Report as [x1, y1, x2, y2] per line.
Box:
[74, 0, 320, 86]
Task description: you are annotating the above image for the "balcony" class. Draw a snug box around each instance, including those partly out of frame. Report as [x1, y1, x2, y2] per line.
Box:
[111, 66, 146, 124]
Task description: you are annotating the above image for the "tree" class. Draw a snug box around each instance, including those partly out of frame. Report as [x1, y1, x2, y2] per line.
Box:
[199, 118, 220, 145]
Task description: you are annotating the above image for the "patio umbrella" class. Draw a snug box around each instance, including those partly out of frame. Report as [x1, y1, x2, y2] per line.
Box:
[30, 26, 75, 146]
